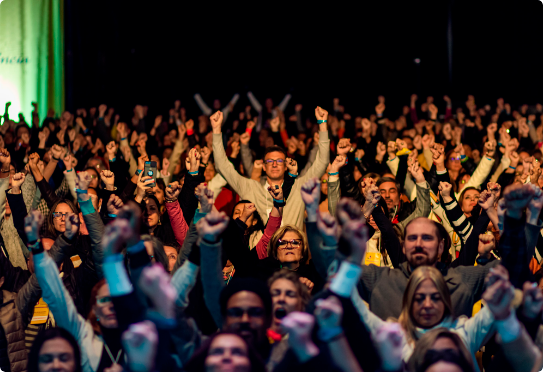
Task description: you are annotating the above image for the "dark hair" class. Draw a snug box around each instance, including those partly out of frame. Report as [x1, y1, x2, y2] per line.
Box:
[376, 176, 400, 192]
[408, 328, 474, 372]
[232, 200, 264, 236]
[219, 278, 272, 319]
[141, 235, 169, 272]
[263, 145, 287, 160]
[28, 327, 82, 372]
[417, 348, 474, 372]
[184, 332, 266, 372]
[46, 199, 79, 239]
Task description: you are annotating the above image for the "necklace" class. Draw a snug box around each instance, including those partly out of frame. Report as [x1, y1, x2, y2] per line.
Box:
[104, 343, 122, 365]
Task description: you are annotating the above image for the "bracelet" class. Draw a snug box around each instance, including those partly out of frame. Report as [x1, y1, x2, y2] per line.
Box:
[200, 162, 208, 167]
[246, 128, 253, 135]
[288, 172, 298, 178]
[459, 154, 467, 160]
[75, 189, 88, 194]
[509, 166, 516, 170]
[121, 137, 127, 141]
[328, 172, 339, 176]
[66, 168, 73, 172]
[27, 239, 43, 253]
[188, 171, 198, 176]
[355, 157, 359, 161]
[136, 169, 142, 175]
[108, 214, 117, 218]
[165, 198, 177, 203]
[273, 198, 285, 204]
[52, 156, 60, 161]
[377, 113, 383, 118]
[317, 120, 327, 124]
[317, 326, 343, 342]
[187, 129, 194, 136]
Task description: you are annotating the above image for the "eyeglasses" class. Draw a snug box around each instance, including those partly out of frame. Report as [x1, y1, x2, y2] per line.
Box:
[52, 212, 69, 220]
[96, 296, 112, 306]
[225, 307, 264, 318]
[277, 239, 302, 248]
[450, 156, 460, 161]
[265, 159, 284, 165]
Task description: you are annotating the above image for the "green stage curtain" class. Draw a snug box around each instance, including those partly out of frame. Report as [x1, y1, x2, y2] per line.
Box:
[0, 0, 64, 124]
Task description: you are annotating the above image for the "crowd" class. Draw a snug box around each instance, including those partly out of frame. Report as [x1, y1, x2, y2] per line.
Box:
[0, 93, 542, 372]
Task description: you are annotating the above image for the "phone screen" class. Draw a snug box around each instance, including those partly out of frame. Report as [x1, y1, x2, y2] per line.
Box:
[143, 161, 157, 188]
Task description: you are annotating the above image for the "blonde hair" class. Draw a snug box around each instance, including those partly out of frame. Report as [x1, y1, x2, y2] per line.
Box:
[399, 266, 453, 344]
[268, 225, 308, 263]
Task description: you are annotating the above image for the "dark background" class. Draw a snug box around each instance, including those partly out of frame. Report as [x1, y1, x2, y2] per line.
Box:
[64, 0, 543, 120]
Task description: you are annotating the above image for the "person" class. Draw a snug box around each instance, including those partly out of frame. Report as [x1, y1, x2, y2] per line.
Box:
[309, 183, 543, 320]
[211, 108, 330, 230]
[28, 327, 82, 372]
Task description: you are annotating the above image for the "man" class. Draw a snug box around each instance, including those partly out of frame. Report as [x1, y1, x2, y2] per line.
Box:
[211, 108, 330, 229]
[307, 183, 542, 320]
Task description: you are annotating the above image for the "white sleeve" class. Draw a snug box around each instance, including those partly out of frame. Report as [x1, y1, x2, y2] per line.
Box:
[247, 92, 263, 113]
[194, 94, 213, 116]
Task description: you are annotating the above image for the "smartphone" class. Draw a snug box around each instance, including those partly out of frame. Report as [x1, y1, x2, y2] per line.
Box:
[143, 161, 157, 188]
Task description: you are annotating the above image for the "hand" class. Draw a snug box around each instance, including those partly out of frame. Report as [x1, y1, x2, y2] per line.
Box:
[98, 104, 107, 118]
[117, 122, 129, 139]
[527, 186, 543, 224]
[386, 141, 397, 158]
[122, 321, 159, 372]
[177, 122, 186, 141]
[281, 312, 318, 361]
[521, 282, 543, 320]
[153, 115, 162, 129]
[315, 106, 329, 123]
[165, 181, 181, 200]
[299, 277, 314, 293]
[477, 190, 496, 210]
[107, 194, 124, 215]
[336, 138, 351, 156]
[64, 213, 80, 240]
[509, 151, 520, 167]
[10, 172, 25, 194]
[484, 140, 496, 158]
[136, 175, 154, 198]
[430, 143, 445, 168]
[230, 141, 240, 157]
[301, 178, 321, 221]
[188, 148, 201, 172]
[421, 134, 435, 150]
[246, 120, 256, 130]
[503, 184, 539, 219]
[316, 212, 338, 247]
[75, 171, 92, 191]
[374, 323, 404, 372]
[477, 233, 495, 258]
[137, 155, 149, 172]
[106, 141, 117, 160]
[63, 152, 74, 171]
[362, 180, 381, 206]
[270, 117, 280, 132]
[93, 138, 104, 154]
[341, 214, 368, 264]
[267, 185, 284, 202]
[376, 142, 386, 162]
[139, 264, 177, 320]
[240, 132, 251, 145]
[314, 296, 343, 329]
[438, 181, 453, 200]
[253, 159, 263, 170]
[330, 155, 346, 173]
[413, 135, 422, 150]
[375, 102, 386, 116]
[355, 148, 365, 161]
[102, 218, 133, 256]
[195, 184, 214, 213]
[210, 111, 223, 134]
[408, 160, 425, 183]
[428, 103, 438, 119]
[487, 182, 501, 200]
[285, 158, 298, 175]
[196, 210, 229, 243]
[487, 122, 498, 136]
[24, 210, 44, 242]
[482, 267, 514, 320]
[337, 198, 364, 227]
[100, 170, 115, 191]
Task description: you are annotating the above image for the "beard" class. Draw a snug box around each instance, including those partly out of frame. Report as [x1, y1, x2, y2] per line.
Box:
[409, 249, 438, 268]
[227, 322, 259, 345]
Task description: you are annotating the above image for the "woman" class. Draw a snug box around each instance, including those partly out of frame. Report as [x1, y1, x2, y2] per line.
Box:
[352, 266, 511, 370]
[184, 332, 266, 372]
[231, 200, 265, 249]
[28, 327, 82, 372]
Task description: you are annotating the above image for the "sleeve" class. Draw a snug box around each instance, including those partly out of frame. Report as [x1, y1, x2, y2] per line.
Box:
[461, 306, 497, 354]
[34, 251, 95, 349]
[178, 172, 204, 224]
[36, 178, 61, 210]
[297, 130, 330, 183]
[166, 200, 189, 248]
[199, 239, 225, 328]
[441, 195, 473, 243]
[327, 180, 340, 217]
[64, 170, 77, 200]
[247, 92, 263, 113]
[207, 173, 227, 203]
[240, 143, 254, 177]
[395, 181, 432, 238]
[371, 204, 404, 268]
[306, 221, 337, 280]
[0, 176, 9, 226]
[276, 94, 292, 112]
[79, 198, 105, 280]
[170, 260, 199, 309]
[255, 215, 281, 259]
[457, 156, 495, 196]
[6, 191, 29, 245]
[299, 145, 319, 178]
[212, 133, 254, 197]
[452, 210, 490, 268]
[167, 139, 185, 177]
[193, 94, 213, 116]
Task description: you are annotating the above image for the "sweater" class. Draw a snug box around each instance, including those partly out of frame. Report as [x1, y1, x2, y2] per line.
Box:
[212, 130, 330, 230]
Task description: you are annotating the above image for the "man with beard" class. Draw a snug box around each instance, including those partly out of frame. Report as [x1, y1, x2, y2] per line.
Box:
[316, 183, 542, 321]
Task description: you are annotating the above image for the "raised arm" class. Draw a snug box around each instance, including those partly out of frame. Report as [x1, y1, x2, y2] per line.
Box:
[165, 182, 189, 247]
[298, 107, 330, 183]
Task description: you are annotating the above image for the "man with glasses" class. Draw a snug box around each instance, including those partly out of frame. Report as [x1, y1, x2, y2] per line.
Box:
[210, 107, 330, 229]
